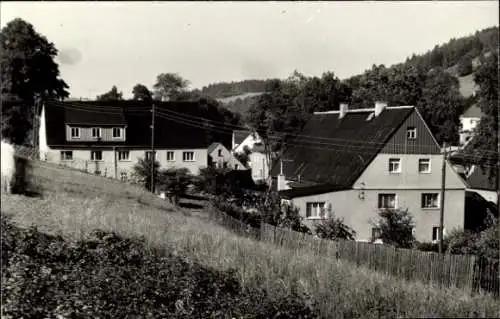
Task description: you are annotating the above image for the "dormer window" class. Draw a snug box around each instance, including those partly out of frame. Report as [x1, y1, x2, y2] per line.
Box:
[406, 127, 417, 140]
[70, 127, 80, 139]
[91, 127, 102, 139]
[112, 127, 122, 139]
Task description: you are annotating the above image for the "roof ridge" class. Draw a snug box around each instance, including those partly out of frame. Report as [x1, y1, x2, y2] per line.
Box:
[314, 105, 414, 115]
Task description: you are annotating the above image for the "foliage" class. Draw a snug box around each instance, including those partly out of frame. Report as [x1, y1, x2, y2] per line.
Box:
[222, 95, 260, 117]
[405, 26, 498, 71]
[463, 52, 498, 181]
[96, 85, 123, 101]
[372, 208, 416, 249]
[131, 83, 152, 101]
[234, 145, 251, 168]
[1, 217, 319, 318]
[314, 214, 356, 241]
[416, 67, 465, 144]
[157, 168, 192, 201]
[132, 157, 161, 192]
[1, 18, 69, 145]
[457, 55, 473, 76]
[198, 79, 277, 99]
[153, 73, 190, 101]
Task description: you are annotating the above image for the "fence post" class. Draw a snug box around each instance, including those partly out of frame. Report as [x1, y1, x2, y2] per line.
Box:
[85, 160, 88, 173]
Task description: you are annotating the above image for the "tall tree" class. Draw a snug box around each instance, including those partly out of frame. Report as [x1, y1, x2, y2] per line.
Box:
[132, 84, 152, 101]
[153, 73, 190, 101]
[464, 53, 498, 180]
[96, 85, 123, 101]
[1, 18, 69, 145]
[417, 67, 465, 145]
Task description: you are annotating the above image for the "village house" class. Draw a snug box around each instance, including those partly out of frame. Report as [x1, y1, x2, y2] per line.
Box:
[207, 142, 245, 170]
[232, 130, 269, 183]
[459, 104, 483, 147]
[38, 100, 209, 181]
[272, 102, 484, 243]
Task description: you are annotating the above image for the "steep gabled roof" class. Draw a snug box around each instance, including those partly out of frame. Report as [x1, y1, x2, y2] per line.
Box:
[271, 106, 415, 189]
[461, 104, 483, 118]
[44, 100, 209, 149]
[208, 142, 221, 154]
[233, 130, 251, 146]
[466, 165, 498, 191]
[64, 106, 126, 126]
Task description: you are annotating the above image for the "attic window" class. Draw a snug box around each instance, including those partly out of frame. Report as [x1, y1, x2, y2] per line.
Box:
[112, 127, 122, 138]
[366, 112, 375, 121]
[91, 127, 102, 139]
[71, 127, 80, 139]
[406, 127, 417, 140]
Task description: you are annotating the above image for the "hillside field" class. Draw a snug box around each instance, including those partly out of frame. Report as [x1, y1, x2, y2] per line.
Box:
[1, 160, 499, 318]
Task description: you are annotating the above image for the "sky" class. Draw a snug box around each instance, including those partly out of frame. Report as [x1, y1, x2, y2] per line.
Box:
[1, 1, 498, 99]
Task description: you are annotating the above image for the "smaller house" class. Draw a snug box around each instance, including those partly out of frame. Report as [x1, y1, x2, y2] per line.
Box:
[459, 104, 483, 146]
[208, 142, 245, 170]
[232, 130, 263, 154]
[248, 143, 269, 183]
[232, 130, 270, 183]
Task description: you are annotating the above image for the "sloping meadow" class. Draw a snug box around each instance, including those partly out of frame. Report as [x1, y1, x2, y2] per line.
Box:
[1, 160, 499, 318]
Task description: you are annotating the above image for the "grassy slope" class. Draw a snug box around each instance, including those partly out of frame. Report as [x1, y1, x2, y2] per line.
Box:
[1, 160, 499, 318]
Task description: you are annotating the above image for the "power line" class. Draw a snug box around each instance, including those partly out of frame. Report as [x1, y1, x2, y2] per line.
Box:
[49, 99, 500, 157]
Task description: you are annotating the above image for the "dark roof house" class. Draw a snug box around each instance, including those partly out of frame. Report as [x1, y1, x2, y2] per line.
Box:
[43, 100, 211, 149]
[232, 130, 252, 149]
[272, 106, 415, 192]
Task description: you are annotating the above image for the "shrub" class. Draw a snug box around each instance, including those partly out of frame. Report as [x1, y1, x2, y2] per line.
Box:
[457, 55, 473, 76]
[133, 157, 161, 192]
[372, 208, 416, 248]
[315, 214, 356, 241]
[1, 216, 319, 318]
[157, 167, 192, 203]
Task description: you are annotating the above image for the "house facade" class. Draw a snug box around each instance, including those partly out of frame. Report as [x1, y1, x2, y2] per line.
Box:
[232, 130, 270, 183]
[274, 102, 470, 243]
[208, 142, 245, 170]
[39, 100, 209, 181]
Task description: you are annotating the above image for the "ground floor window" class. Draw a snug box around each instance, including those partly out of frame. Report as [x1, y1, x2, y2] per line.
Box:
[60, 151, 73, 161]
[120, 171, 128, 182]
[306, 202, 326, 218]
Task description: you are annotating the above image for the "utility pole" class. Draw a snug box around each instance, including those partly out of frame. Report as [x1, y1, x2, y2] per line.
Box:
[32, 95, 40, 155]
[439, 141, 447, 255]
[497, 99, 500, 212]
[150, 102, 155, 193]
[113, 146, 118, 180]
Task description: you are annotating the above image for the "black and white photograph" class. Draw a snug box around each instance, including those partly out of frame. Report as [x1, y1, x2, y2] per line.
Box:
[1, 1, 499, 318]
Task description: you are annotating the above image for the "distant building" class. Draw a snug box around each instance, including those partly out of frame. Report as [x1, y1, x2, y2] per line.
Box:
[232, 130, 269, 183]
[273, 102, 474, 243]
[459, 104, 483, 146]
[207, 142, 245, 170]
[38, 100, 209, 181]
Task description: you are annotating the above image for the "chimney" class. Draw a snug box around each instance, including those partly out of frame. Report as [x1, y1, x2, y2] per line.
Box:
[339, 103, 348, 119]
[374, 101, 387, 117]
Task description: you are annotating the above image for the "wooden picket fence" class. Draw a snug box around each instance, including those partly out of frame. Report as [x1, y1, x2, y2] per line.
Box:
[208, 205, 486, 293]
[261, 223, 477, 291]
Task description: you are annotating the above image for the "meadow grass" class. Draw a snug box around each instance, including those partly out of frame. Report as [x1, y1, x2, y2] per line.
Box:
[1, 160, 498, 318]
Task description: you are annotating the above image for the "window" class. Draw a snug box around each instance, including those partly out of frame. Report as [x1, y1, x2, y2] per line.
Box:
[422, 193, 439, 209]
[418, 158, 431, 173]
[371, 227, 382, 241]
[388, 158, 401, 173]
[91, 150, 102, 161]
[60, 151, 73, 161]
[91, 127, 102, 138]
[120, 171, 128, 182]
[378, 193, 396, 209]
[145, 151, 156, 161]
[306, 202, 327, 219]
[70, 127, 80, 138]
[166, 151, 174, 161]
[118, 151, 130, 161]
[218, 149, 222, 157]
[183, 151, 195, 162]
[235, 164, 239, 170]
[112, 127, 122, 138]
[407, 127, 417, 140]
[432, 227, 446, 242]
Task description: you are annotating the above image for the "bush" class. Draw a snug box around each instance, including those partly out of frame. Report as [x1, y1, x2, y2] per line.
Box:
[457, 56, 473, 76]
[157, 168, 192, 202]
[1, 216, 319, 318]
[315, 214, 356, 241]
[372, 208, 415, 248]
